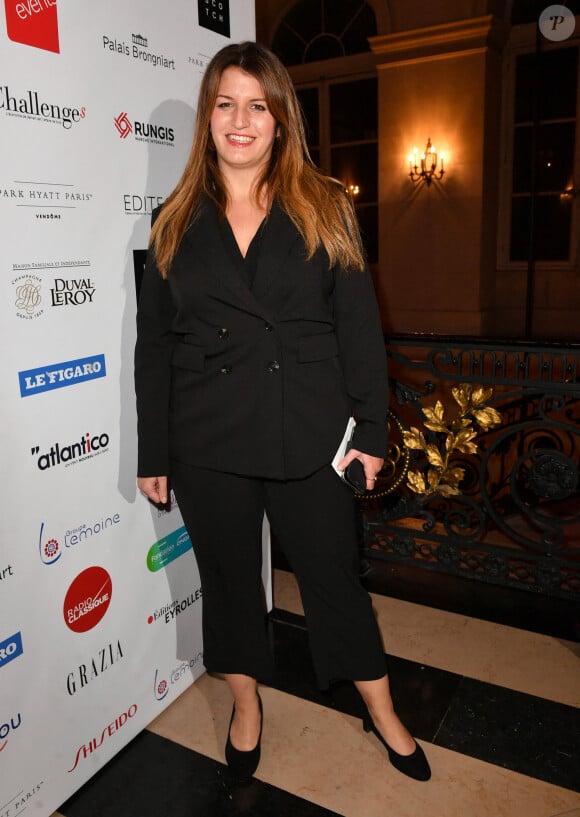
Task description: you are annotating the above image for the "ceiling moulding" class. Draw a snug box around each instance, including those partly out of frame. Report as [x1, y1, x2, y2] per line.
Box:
[369, 15, 509, 68]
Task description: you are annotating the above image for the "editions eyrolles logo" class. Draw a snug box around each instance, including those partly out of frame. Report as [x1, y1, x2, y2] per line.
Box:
[4, 0, 59, 53]
[63, 566, 112, 633]
[147, 588, 202, 625]
[19, 353, 106, 397]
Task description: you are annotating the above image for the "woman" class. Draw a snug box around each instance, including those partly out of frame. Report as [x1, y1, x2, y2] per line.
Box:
[135, 41, 430, 784]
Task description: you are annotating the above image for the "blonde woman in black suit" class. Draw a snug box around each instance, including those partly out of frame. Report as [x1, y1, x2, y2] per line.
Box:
[135, 41, 430, 784]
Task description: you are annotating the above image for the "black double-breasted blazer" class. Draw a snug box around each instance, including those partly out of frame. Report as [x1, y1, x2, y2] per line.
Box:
[134, 196, 388, 480]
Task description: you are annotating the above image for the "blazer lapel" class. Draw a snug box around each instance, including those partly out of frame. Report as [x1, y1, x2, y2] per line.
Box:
[251, 199, 300, 303]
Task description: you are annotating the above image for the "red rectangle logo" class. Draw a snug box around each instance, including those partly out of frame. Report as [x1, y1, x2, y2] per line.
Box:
[5, 0, 60, 53]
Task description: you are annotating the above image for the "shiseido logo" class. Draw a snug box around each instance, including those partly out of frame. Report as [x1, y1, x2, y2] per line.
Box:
[30, 430, 110, 471]
[0, 86, 85, 128]
[4, 0, 59, 53]
[66, 640, 124, 695]
[198, 0, 230, 38]
[114, 112, 174, 146]
[102, 33, 175, 70]
[68, 704, 138, 772]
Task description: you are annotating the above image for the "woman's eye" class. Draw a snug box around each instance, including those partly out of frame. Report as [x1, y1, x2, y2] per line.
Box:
[251, 104, 266, 111]
[217, 102, 231, 109]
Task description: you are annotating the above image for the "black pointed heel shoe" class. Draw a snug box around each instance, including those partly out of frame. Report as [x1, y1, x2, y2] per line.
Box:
[225, 694, 263, 783]
[363, 715, 431, 781]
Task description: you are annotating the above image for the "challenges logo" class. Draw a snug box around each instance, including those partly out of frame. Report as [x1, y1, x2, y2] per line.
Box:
[31, 430, 110, 471]
[113, 112, 174, 146]
[4, 0, 59, 53]
[19, 353, 106, 397]
[63, 565, 112, 633]
[0, 85, 85, 129]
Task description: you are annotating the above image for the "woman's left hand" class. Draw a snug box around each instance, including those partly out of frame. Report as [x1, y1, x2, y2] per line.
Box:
[337, 448, 383, 491]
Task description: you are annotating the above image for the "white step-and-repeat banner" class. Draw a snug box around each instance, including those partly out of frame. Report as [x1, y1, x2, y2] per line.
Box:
[0, 2, 263, 815]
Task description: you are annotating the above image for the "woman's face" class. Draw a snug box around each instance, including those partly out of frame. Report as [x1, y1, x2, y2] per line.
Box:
[210, 66, 277, 177]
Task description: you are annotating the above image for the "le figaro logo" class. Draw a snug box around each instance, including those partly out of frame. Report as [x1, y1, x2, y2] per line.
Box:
[4, 0, 59, 53]
[0, 631, 23, 670]
[19, 353, 106, 397]
[31, 429, 110, 471]
[0, 85, 85, 129]
[114, 111, 174, 147]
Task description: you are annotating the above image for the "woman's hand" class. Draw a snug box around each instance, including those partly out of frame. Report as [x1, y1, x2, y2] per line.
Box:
[337, 449, 383, 492]
[137, 476, 168, 505]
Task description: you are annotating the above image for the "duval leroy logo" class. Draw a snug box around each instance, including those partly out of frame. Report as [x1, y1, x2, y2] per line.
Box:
[19, 353, 106, 396]
[4, 0, 59, 53]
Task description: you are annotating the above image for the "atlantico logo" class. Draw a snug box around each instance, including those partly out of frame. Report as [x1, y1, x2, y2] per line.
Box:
[114, 112, 174, 146]
[63, 565, 112, 633]
[0, 713, 22, 754]
[4, 0, 59, 53]
[19, 354, 106, 397]
[0, 85, 85, 128]
[31, 430, 110, 471]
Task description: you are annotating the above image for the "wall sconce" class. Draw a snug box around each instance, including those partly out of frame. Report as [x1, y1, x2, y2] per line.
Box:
[408, 138, 445, 185]
[346, 183, 360, 199]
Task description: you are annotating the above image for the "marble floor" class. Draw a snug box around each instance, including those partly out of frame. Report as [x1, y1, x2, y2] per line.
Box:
[54, 567, 580, 817]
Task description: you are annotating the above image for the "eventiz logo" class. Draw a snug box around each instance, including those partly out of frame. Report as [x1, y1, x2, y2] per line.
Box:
[0, 85, 85, 128]
[147, 587, 202, 625]
[113, 112, 174, 147]
[19, 353, 106, 397]
[4, 0, 59, 53]
[39, 512, 121, 565]
[63, 565, 112, 633]
[68, 703, 137, 772]
[0, 713, 22, 754]
[66, 640, 124, 695]
[30, 430, 110, 471]
[153, 654, 203, 701]
[146, 526, 192, 572]
[0, 632, 23, 669]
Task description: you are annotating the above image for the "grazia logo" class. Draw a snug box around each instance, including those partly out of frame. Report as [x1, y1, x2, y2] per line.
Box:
[4, 0, 60, 53]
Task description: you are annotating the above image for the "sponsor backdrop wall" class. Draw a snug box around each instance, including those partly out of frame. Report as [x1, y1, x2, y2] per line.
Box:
[0, 2, 260, 814]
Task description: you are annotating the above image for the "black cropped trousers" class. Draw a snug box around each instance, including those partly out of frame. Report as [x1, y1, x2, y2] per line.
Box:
[170, 460, 387, 689]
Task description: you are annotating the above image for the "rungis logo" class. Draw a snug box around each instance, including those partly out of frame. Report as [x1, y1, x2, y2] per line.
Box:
[114, 112, 132, 139]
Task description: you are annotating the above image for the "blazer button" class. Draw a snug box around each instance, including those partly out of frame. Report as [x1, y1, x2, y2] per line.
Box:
[220, 365, 232, 375]
[267, 360, 280, 373]
[217, 327, 229, 340]
[264, 322, 273, 331]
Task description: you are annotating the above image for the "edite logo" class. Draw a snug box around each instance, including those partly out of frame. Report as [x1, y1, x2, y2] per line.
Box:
[63, 566, 112, 632]
[4, 0, 59, 53]
[146, 526, 191, 571]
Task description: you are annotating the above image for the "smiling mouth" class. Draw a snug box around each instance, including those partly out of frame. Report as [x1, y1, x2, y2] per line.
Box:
[226, 134, 255, 145]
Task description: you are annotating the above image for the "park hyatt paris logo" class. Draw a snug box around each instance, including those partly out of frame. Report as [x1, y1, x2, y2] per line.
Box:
[4, 0, 59, 53]
[30, 430, 110, 471]
[19, 353, 106, 396]
[0, 85, 85, 129]
[114, 111, 174, 146]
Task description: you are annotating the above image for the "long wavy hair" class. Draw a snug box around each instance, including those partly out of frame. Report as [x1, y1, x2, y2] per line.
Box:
[150, 41, 365, 277]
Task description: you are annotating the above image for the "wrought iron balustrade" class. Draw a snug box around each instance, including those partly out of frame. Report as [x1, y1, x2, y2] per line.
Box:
[361, 335, 580, 599]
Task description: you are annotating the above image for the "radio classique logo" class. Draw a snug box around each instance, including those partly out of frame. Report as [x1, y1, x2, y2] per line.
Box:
[19, 353, 106, 397]
[63, 565, 112, 633]
[4, 0, 59, 53]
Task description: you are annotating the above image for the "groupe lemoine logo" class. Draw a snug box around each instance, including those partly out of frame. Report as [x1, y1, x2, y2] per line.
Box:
[4, 0, 59, 54]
